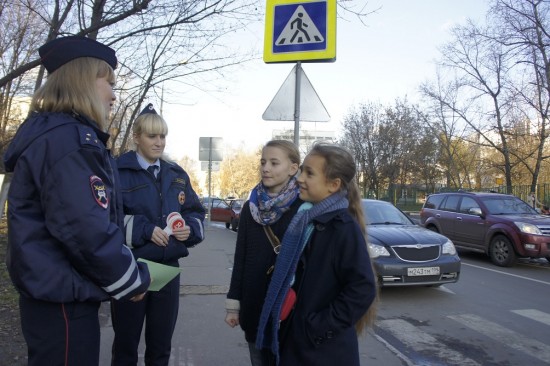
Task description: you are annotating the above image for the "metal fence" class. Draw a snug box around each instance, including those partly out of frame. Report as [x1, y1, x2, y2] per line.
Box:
[365, 183, 550, 212]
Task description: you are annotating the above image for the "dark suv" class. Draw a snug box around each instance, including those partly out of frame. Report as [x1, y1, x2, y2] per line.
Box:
[420, 191, 550, 266]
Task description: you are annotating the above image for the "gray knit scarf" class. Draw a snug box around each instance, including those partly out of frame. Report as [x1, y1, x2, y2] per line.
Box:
[249, 176, 300, 226]
[255, 191, 349, 363]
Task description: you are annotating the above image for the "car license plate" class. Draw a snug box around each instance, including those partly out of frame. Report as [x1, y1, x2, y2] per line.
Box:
[407, 267, 440, 276]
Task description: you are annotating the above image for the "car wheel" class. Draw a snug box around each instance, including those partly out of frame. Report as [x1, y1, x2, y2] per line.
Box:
[427, 225, 439, 233]
[225, 222, 230, 229]
[489, 235, 517, 267]
[231, 219, 238, 232]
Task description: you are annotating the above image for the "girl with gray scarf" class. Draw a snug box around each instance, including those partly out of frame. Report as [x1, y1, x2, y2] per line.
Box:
[256, 143, 378, 366]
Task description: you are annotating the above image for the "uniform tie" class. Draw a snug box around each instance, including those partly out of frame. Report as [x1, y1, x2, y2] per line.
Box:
[147, 165, 157, 178]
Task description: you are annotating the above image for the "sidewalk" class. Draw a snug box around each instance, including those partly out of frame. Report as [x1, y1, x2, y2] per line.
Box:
[99, 223, 405, 365]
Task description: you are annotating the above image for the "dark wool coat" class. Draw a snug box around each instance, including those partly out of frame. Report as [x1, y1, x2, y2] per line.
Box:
[279, 208, 376, 366]
[227, 198, 303, 342]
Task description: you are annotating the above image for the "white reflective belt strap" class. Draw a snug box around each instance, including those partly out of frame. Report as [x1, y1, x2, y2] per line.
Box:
[192, 217, 205, 240]
[124, 215, 134, 248]
[102, 250, 138, 295]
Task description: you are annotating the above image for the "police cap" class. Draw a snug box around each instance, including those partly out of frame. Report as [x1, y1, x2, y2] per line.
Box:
[39, 35, 117, 74]
[139, 104, 158, 116]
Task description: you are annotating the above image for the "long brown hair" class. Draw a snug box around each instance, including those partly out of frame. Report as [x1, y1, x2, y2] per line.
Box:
[31, 57, 115, 129]
[307, 142, 378, 334]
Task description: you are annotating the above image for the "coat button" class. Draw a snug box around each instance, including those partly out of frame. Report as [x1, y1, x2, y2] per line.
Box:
[326, 331, 333, 339]
[315, 223, 325, 231]
[314, 336, 324, 345]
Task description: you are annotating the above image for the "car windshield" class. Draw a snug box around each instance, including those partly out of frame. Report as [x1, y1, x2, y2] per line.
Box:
[481, 196, 537, 215]
[362, 201, 414, 225]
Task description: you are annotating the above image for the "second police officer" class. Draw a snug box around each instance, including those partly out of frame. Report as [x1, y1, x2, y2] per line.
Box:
[110, 104, 206, 365]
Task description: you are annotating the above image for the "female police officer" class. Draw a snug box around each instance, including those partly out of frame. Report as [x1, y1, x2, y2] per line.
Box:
[111, 104, 205, 365]
[3, 36, 150, 366]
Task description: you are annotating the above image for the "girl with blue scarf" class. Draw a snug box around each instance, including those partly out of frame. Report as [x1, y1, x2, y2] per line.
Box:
[256, 143, 378, 366]
[225, 140, 302, 366]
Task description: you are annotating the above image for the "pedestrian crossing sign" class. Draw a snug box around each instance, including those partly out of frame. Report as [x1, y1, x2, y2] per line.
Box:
[264, 0, 336, 63]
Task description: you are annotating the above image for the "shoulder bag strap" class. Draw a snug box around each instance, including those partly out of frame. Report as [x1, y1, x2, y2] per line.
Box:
[263, 225, 281, 254]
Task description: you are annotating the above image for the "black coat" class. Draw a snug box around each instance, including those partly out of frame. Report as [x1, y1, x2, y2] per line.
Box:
[227, 198, 303, 342]
[279, 208, 376, 366]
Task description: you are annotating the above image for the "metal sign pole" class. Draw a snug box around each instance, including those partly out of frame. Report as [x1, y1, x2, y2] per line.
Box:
[294, 61, 301, 146]
[208, 137, 212, 221]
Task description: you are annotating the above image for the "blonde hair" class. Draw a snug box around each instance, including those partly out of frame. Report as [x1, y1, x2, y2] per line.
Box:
[31, 57, 115, 129]
[307, 142, 378, 334]
[132, 112, 168, 136]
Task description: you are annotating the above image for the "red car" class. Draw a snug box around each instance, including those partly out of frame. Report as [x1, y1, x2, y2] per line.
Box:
[208, 198, 243, 231]
[420, 191, 550, 266]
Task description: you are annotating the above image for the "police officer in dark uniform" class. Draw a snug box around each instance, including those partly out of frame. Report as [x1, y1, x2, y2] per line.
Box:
[111, 104, 205, 366]
[3, 36, 151, 366]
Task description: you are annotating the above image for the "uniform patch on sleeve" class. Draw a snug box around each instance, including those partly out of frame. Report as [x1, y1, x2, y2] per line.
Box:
[90, 175, 109, 209]
[178, 191, 186, 205]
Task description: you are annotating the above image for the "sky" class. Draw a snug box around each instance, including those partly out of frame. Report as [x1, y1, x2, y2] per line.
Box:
[161, 0, 490, 164]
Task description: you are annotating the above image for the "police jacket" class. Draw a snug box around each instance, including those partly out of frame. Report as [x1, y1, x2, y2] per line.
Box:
[116, 151, 205, 264]
[3, 112, 151, 303]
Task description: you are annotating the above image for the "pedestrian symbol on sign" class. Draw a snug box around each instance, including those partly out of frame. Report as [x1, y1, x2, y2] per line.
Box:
[276, 5, 324, 46]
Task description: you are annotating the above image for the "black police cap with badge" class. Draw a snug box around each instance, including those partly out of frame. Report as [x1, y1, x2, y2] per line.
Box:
[139, 103, 158, 116]
[39, 35, 117, 74]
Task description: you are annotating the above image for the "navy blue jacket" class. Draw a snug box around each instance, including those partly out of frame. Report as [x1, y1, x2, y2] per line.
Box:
[3, 112, 150, 303]
[116, 151, 205, 264]
[280, 209, 376, 366]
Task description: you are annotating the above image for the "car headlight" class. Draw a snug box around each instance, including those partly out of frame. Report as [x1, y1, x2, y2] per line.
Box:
[442, 239, 457, 255]
[367, 242, 390, 258]
[514, 222, 542, 235]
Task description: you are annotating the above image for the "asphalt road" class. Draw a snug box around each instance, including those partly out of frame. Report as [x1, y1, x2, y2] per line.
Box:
[374, 250, 550, 366]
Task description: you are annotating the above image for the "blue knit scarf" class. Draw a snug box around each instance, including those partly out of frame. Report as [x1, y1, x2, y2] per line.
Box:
[249, 176, 300, 226]
[255, 191, 349, 362]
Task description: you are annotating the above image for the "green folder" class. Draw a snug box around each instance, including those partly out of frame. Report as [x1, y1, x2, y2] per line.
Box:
[137, 258, 181, 291]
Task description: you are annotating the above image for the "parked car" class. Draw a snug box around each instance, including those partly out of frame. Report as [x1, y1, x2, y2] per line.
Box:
[209, 198, 244, 231]
[420, 191, 550, 267]
[362, 199, 461, 287]
[200, 196, 218, 211]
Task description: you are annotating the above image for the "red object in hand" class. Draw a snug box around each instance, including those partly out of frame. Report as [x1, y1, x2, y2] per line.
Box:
[170, 217, 185, 230]
[167, 212, 181, 222]
[280, 288, 296, 321]
[165, 212, 185, 235]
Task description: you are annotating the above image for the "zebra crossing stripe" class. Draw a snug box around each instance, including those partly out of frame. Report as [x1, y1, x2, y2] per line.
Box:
[511, 309, 550, 326]
[377, 319, 480, 366]
[449, 314, 550, 364]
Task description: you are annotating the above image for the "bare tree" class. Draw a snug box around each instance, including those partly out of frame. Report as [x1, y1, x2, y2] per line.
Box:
[340, 102, 385, 197]
[0, 0, 46, 167]
[419, 69, 480, 188]
[0, 0, 262, 166]
[422, 19, 520, 193]
[489, 0, 550, 192]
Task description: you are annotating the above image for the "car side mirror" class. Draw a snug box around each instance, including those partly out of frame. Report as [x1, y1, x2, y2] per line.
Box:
[469, 207, 482, 216]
